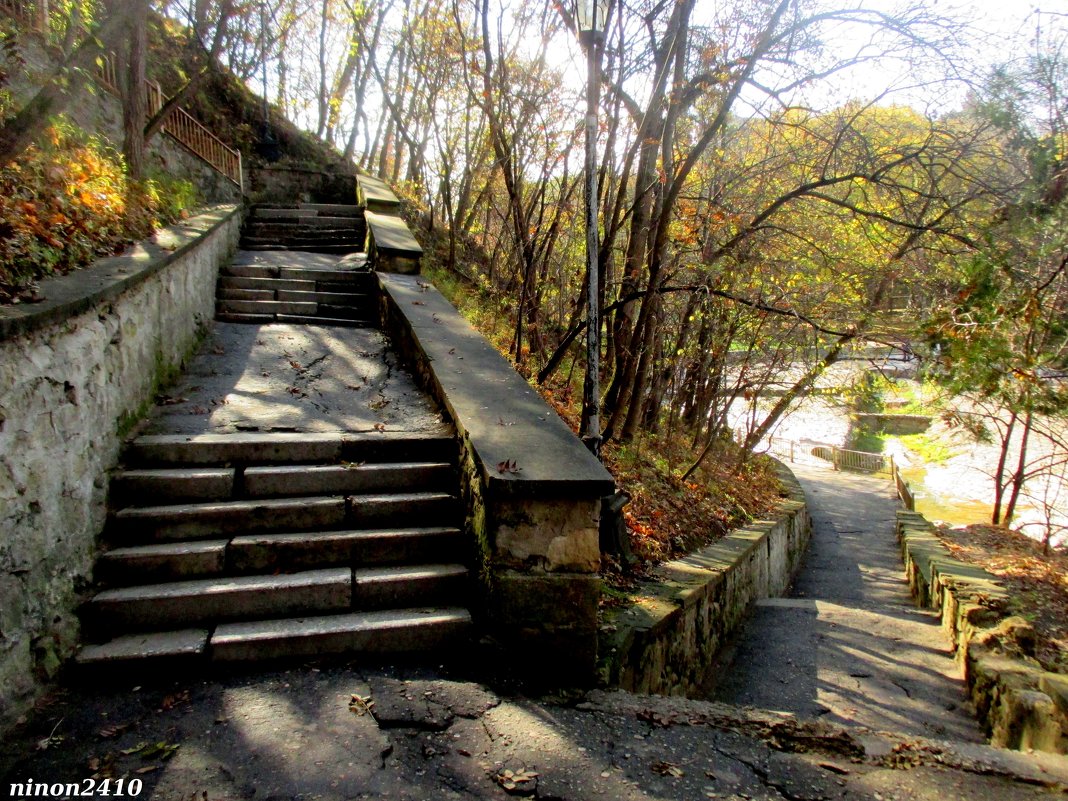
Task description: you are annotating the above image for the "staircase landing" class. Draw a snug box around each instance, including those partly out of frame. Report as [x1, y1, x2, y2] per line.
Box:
[147, 317, 447, 436]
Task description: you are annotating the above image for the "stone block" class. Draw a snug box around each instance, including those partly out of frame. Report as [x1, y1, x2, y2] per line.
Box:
[493, 497, 600, 573]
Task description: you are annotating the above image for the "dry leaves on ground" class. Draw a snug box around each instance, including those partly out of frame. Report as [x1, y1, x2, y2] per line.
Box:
[938, 523, 1068, 672]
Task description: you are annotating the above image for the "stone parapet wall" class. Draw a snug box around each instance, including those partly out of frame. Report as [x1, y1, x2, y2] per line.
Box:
[897, 511, 1068, 754]
[0, 206, 241, 730]
[375, 272, 615, 684]
[600, 464, 810, 696]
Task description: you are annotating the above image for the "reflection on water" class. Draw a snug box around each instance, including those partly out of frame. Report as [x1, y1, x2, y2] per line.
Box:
[898, 465, 993, 527]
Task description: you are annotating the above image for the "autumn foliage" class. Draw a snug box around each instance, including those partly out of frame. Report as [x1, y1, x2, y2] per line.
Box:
[0, 120, 187, 303]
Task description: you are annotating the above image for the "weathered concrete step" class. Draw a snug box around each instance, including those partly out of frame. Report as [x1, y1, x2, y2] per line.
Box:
[76, 628, 209, 670]
[217, 275, 317, 292]
[211, 607, 472, 661]
[215, 312, 277, 325]
[348, 492, 458, 528]
[217, 287, 275, 301]
[274, 314, 375, 328]
[354, 564, 468, 610]
[250, 207, 320, 219]
[87, 568, 352, 631]
[111, 467, 235, 503]
[217, 299, 319, 316]
[112, 492, 457, 543]
[275, 290, 371, 306]
[245, 215, 362, 229]
[228, 527, 463, 572]
[298, 202, 362, 217]
[279, 268, 374, 285]
[113, 496, 347, 542]
[243, 462, 452, 497]
[96, 540, 228, 583]
[126, 431, 456, 466]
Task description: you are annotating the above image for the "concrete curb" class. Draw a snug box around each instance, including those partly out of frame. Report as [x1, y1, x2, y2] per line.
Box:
[598, 461, 811, 695]
[897, 510, 1068, 753]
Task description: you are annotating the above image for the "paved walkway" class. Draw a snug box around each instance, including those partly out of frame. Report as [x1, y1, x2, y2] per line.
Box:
[707, 463, 985, 743]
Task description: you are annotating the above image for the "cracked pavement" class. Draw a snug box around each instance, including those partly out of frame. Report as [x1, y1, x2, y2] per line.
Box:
[3, 665, 1065, 800]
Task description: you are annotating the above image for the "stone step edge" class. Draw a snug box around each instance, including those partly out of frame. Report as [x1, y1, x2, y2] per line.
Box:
[96, 527, 464, 583]
[76, 607, 473, 666]
[90, 563, 467, 604]
[124, 430, 457, 466]
[114, 462, 453, 503]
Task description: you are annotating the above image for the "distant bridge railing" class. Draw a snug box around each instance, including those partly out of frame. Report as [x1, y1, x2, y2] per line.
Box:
[760, 436, 915, 510]
[2, 0, 242, 187]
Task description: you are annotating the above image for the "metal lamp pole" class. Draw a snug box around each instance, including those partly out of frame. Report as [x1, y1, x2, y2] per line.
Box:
[577, 0, 606, 458]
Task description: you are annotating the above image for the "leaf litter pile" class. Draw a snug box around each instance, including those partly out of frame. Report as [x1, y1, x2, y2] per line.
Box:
[937, 523, 1068, 673]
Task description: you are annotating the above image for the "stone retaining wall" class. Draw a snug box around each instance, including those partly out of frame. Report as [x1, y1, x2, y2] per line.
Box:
[599, 463, 811, 696]
[0, 206, 241, 730]
[897, 511, 1067, 753]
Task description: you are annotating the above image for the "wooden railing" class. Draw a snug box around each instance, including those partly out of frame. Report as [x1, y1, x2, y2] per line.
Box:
[2, 0, 242, 187]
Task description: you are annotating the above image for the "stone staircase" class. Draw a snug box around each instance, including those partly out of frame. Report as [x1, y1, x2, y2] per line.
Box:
[240, 203, 367, 254]
[216, 255, 377, 326]
[77, 431, 472, 670]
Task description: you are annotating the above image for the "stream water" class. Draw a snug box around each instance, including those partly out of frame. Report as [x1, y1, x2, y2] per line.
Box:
[896, 464, 995, 526]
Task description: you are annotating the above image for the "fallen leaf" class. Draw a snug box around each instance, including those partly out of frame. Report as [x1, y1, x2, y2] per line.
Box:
[497, 459, 521, 475]
[133, 765, 159, 775]
[349, 694, 375, 716]
[651, 760, 684, 778]
[97, 722, 131, 739]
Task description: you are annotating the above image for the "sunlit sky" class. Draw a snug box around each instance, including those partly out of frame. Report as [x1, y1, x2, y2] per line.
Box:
[540, 0, 1063, 117]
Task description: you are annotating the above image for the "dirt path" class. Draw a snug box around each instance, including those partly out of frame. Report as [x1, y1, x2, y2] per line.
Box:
[705, 462, 986, 743]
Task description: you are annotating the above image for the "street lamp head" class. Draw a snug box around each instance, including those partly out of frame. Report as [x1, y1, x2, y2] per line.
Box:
[575, 0, 608, 44]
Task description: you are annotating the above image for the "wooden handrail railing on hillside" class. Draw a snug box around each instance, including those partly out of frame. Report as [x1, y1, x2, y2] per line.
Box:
[2, 0, 242, 187]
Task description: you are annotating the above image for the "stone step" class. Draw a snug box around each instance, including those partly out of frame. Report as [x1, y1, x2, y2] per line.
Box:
[273, 314, 375, 328]
[245, 215, 362, 229]
[112, 496, 348, 543]
[87, 568, 353, 632]
[279, 268, 374, 285]
[275, 290, 371, 306]
[227, 527, 463, 573]
[298, 202, 363, 217]
[354, 563, 468, 610]
[215, 312, 277, 325]
[96, 540, 228, 583]
[124, 431, 455, 467]
[76, 628, 210, 670]
[250, 207, 320, 219]
[211, 607, 472, 662]
[217, 287, 276, 301]
[111, 467, 235, 503]
[112, 492, 457, 543]
[217, 275, 317, 292]
[225, 263, 278, 279]
[243, 462, 452, 498]
[216, 299, 319, 316]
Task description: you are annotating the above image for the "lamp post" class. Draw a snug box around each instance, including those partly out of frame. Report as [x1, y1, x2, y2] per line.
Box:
[576, 0, 606, 458]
